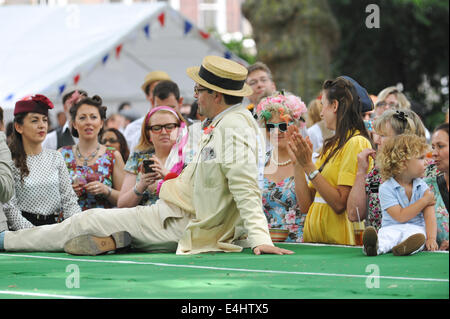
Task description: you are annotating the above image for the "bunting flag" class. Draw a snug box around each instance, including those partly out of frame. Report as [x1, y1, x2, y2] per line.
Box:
[184, 20, 193, 35]
[158, 12, 165, 26]
[73, 74, 80, 85]
[5, 9, 239, 104]
[199, 30, 210, 39]
[102, 54, 109, 64]
[58, 84, 66, 95]
[115, 44, 123, 58]
[143, 24, 150, 38]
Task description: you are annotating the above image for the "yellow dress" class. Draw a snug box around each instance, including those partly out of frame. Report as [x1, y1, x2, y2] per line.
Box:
[303, 133, 373, 245]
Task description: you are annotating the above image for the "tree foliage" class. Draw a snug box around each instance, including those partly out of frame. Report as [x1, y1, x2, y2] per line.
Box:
[234, 0, 448, 129]
[241, 0, 339, 104]
[327, 0, 449, 129]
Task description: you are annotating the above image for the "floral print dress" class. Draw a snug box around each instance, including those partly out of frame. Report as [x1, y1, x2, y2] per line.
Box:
[365, 167, 383, 231]
[124, 149, 158, 206]
[60, 146, 116, 211]
[262, 176, 305, 242]
[425, 174, 449, 246]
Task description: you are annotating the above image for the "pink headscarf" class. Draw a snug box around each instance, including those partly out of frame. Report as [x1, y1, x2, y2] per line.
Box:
[145, 106, 189, 195]
[145, 106, 181, 128]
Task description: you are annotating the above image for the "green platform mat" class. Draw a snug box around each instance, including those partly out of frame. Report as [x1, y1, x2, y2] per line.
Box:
[0, 243, 448, 299]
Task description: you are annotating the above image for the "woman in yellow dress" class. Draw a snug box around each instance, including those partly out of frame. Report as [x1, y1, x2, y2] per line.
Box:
[287, 76, 373, 245]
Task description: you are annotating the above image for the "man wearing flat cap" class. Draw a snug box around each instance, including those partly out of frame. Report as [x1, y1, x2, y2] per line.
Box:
[0, 56, 293, 257]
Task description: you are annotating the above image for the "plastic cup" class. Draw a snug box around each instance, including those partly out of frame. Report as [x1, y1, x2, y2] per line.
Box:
[353, 221, 365, 246]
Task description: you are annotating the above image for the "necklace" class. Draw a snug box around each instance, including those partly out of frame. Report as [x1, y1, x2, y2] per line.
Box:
[271, 151, 292, 166]
[76, 144, 100, 166]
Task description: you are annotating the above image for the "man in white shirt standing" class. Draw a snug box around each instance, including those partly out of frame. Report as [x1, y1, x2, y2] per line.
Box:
[123, 71, 171, 151]
[42, 90, 87, 150]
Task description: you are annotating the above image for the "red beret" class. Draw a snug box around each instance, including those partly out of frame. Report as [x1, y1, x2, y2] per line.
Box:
[14, 94, 54, 116]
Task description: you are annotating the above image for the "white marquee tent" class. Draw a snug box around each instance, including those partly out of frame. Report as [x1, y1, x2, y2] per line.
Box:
[0, 2, 246, 122]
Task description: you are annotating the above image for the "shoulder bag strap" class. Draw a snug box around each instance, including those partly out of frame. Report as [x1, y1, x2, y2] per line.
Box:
[436, 174, 449, 213]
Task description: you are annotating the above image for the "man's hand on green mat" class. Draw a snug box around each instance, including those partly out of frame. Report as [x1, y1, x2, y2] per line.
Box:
[253, 245, 294, 255]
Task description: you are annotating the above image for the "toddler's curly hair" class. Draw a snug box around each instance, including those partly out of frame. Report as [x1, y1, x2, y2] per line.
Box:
[376, 134, 430, 181]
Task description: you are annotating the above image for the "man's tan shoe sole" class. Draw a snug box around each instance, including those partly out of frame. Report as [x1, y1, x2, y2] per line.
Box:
[362, 226, 378, 256]
[64, 231, 132, 256]
[392, 233, 425, 256]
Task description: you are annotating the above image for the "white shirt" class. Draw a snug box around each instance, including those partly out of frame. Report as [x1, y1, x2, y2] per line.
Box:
[123, 116, 145, 153]
[3, 149, 81, 230]
[307, 123, 324, 152]
[42, 121, 78, 150]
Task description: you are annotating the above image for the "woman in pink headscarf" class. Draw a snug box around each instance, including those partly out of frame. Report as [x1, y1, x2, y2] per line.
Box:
[117, 106, 188, 207]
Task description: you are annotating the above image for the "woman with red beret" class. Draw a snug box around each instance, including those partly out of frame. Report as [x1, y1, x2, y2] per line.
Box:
[3, 95, 81, 230]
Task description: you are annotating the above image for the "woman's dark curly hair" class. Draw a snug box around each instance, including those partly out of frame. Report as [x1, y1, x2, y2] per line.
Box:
[69, 95, 107, 138]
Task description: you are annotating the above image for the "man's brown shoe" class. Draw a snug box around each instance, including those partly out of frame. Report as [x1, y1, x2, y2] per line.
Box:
[392, 233, 425, 256]
[64, 231, 132, 256]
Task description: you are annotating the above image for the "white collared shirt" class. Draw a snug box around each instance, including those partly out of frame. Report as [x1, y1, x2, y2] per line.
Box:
[42, 121, 78, 150]
[209, 103, 242, 124]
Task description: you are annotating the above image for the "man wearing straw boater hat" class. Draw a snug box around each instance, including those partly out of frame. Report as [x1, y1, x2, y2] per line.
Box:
[0, 56, 293, 257]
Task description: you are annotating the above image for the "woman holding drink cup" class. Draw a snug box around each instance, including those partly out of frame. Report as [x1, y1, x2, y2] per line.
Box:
[117, 106, 188, 208]
[3, 95, 81, 230]
[287, 76, 373, 246]
[59, 95, 125, 210]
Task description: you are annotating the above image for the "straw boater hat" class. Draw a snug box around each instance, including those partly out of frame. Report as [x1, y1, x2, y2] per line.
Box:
[141, 70, 171, 94]
[186, 56, 253, 97]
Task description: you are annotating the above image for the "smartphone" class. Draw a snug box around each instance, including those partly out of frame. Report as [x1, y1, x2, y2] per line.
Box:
[143, 159, 154, 173]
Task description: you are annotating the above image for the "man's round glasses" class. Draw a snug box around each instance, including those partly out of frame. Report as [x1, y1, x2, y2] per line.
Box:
[194, 86, 211, 95]
[147, 123, 179, 133]
[248, 77, 270, 86]
[266, 121, 294, 132]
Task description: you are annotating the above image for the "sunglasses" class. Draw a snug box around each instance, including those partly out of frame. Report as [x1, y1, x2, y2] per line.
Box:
[376, 101, 399, 109]
[101, 138, 119, 144]
[266, 121, 294, 132]
[146, 123, 179, 133]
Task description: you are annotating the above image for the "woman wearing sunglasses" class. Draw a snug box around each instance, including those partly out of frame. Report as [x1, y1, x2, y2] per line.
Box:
[118, 106, 188, 208]
[255, 91, 308, 242]
[99, 128, 130, 163]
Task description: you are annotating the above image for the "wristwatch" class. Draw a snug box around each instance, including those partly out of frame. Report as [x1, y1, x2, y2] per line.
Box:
[133, 184, 145, 197]
[308, 169, 320, 181]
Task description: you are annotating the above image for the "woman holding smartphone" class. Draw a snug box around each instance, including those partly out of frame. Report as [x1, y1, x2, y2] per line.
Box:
[117, 106, 187, 208]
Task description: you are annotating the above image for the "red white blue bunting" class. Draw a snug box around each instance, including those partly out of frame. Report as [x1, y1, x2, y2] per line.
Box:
[3, 10, 234, 102]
